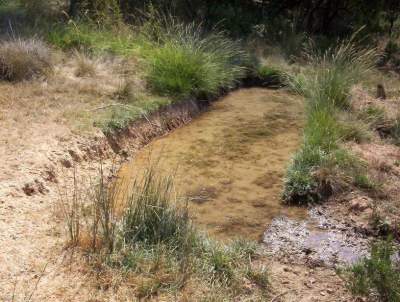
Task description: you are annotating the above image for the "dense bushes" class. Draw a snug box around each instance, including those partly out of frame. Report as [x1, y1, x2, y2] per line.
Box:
[283, 38, 376, 204]
[0, 38, 52, 81]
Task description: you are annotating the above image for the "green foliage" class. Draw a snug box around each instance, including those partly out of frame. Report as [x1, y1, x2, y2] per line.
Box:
[0, 38, 52, 81]
[140, 15, 247, 98]
[343, 238, 400, 302]
[47, 22, 136, 55]
[121, 168, 193, 249]
[283, 38, 376, 204]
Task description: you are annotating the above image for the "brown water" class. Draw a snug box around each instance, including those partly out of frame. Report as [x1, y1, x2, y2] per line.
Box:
[118, 88, 307, 241]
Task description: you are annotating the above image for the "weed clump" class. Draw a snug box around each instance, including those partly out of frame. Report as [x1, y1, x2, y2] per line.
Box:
[342, 238, 400, 302]
[0, 38, 52, 81]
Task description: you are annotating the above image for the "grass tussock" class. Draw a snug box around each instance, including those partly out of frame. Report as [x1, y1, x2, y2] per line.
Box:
[139, 13, 248, 98]
[342, 238, 400, 302]
[73, 51, 98, 78]
[59, 165, 269, 300]
[283, 37, 377, 204]
[0, 38, 52, 81]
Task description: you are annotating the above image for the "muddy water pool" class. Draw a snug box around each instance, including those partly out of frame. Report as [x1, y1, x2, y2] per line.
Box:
[118, 88, 307, 240]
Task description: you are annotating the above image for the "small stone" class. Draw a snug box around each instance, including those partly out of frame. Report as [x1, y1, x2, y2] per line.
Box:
[320, 291, 326, 296]
[327, 288, 334, 294]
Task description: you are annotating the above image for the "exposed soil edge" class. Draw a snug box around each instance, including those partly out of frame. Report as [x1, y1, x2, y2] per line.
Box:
[86, 75, 281, 162]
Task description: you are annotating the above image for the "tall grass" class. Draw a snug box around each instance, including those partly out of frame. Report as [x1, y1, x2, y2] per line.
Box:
[139, 13, 248, 98]
[121, 167, 194, 249]
[283, 37, 376, 204]
[59, 164, 268, 299]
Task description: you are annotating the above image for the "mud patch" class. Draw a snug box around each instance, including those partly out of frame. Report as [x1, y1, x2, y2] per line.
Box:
[263, 209, 370, 268]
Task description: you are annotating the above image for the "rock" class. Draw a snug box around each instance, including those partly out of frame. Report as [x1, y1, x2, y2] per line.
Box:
[349, 196, 372, 212]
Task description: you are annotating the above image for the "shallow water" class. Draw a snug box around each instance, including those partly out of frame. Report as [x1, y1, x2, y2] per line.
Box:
[118, 88, 307, 240]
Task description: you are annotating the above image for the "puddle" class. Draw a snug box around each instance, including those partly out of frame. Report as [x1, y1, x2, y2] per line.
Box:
[118, 88, 307, 240]
[263, 208, 370, 267]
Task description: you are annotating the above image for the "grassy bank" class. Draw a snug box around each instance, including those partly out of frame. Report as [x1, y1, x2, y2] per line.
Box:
[283, 38, 377, 204]
[59, 166, 269, 300]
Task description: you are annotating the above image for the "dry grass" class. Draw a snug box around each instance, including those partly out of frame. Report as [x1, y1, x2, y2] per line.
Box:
[73, 51, 98, 78]
[0, 38, 53, 81]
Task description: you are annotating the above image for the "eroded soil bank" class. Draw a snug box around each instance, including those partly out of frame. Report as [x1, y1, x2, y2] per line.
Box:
[118, 88, 307, 240]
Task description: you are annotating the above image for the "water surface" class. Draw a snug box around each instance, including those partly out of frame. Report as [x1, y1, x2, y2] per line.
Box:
[119, 88, 307, 240]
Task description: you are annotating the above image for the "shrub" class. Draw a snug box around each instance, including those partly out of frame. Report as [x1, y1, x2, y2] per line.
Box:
[343, 238, 400, 302]
[0, 38, 52, 81]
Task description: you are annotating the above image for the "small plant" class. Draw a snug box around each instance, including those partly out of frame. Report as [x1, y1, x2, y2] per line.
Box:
[343, 238, 400, 302]
[0, 38, 52, 81]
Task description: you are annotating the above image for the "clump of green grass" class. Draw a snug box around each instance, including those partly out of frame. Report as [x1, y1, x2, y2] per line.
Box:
[342, 238, 400, 302]
[0, 38, 52, 81]
[121, 168, 194, 249]
[283, 37, 376, 204]
[140, 15, 247, 98]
